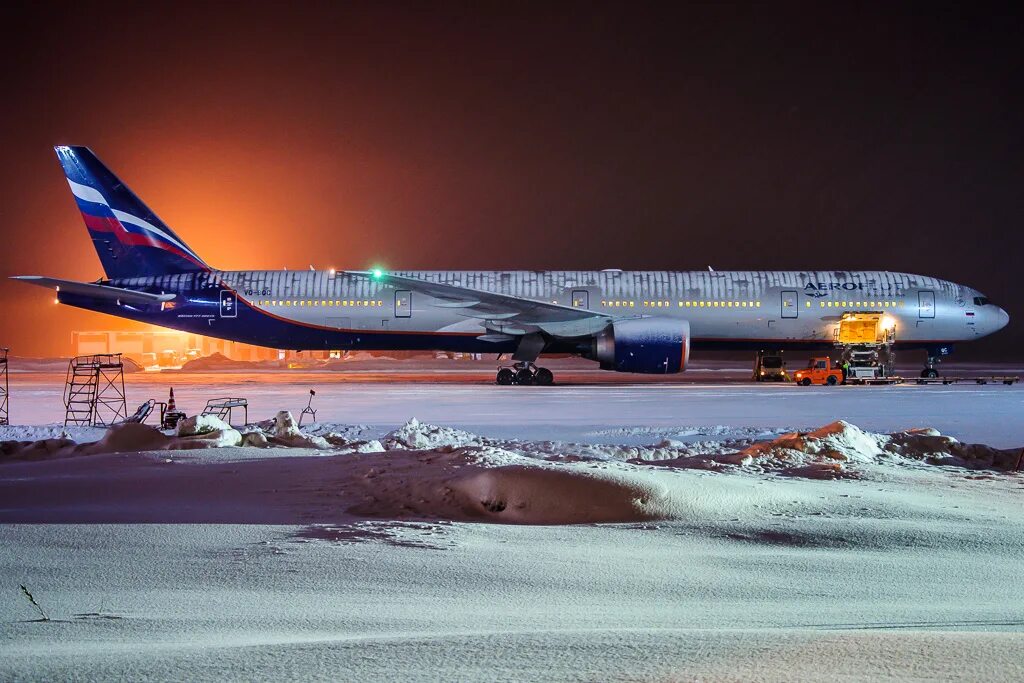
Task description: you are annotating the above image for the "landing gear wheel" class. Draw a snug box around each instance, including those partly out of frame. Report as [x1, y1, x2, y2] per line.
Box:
[514, 368, 535, 385]
[800, 378, 812, 386]
[496, 368, 515, 385]
[534, 367, 554, 386]
[921, 368, 939, 379]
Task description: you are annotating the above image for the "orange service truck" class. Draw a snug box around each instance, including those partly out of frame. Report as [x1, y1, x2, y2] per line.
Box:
[793, 357, 844, 386]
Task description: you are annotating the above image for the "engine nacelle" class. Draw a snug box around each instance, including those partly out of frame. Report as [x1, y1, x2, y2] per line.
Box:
[593, 317, 690, 374]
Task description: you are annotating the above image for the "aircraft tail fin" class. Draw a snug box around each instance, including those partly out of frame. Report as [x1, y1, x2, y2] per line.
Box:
[54, 146, 208, 279]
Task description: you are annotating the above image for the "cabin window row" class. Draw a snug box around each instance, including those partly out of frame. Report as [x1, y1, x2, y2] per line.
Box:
[807, 300, 904, 308]
[255, 300, 385, 308]
[599, 300, 763, 308]
[680, 300, 762, 308]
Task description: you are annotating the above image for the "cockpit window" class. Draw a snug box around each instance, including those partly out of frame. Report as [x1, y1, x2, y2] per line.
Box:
[973, 297, 991, 306]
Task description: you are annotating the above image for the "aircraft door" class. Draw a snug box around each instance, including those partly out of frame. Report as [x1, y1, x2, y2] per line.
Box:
[219, 290, 237, 318]
[918, 291, 935, 318]
[572, 289, 589, 308]
[395, 290, 412, 318]
[781, 290, 798, 318]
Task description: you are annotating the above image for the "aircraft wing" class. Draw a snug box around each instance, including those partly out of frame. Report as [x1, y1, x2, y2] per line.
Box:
[346, 271, 611, 337]
[11, 276, 177, 306]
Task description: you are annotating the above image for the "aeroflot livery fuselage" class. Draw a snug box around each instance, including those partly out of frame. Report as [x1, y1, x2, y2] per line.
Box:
[14, 147, 1009, 384]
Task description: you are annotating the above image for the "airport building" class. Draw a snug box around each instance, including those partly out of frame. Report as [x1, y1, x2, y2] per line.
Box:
[71, 329, 280, 367]
[70, 329, 448, 367]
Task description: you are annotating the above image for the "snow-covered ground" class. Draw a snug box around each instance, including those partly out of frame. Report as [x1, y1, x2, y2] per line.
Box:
[2, 373, 1023, 680]
[5, 365, 1024, 446]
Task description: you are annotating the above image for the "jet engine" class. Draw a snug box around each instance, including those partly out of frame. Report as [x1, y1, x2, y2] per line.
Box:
[591, 317, 690, 374]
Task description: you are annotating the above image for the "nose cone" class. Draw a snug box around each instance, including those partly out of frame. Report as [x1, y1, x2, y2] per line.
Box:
[996, 307, 1010, 331]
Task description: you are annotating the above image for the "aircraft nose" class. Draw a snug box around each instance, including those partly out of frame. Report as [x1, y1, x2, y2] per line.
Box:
[996, 307, 1010, 331]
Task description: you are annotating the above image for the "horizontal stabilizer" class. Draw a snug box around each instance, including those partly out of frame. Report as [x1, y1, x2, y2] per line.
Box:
[11, 276, 176, 306]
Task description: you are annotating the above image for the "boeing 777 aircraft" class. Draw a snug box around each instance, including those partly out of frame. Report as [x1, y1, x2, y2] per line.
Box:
[14, 146, 1010, 385]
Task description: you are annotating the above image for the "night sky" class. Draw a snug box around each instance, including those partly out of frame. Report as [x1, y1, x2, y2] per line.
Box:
[1, 2, 1021, 358]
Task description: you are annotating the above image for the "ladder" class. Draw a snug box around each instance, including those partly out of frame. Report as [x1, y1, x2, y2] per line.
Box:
[64, 354, 128, 426]
[0, 348, 8, 426]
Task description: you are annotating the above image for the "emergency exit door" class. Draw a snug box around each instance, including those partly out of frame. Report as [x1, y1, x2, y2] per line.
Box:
[918, 291, 935, 318]
[781, 290, 798, 318]
[571, 289, 589, 308]
[395, 290, 411, 317]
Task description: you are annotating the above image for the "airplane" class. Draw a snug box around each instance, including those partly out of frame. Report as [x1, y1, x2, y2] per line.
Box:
[13, 146, 1010, 385]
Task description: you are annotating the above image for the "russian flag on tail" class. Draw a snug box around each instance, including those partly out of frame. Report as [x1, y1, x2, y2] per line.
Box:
[55, 146, 208, 279]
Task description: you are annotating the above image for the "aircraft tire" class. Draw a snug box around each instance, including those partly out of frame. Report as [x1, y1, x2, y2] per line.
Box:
[921, 368, 939, 379]
[496, 368, 515, 385]
[514, 368, 535, 385]
[534, 367, 554, 386]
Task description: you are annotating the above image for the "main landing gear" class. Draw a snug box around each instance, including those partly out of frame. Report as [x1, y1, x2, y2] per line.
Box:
[496, 362, 554, 386]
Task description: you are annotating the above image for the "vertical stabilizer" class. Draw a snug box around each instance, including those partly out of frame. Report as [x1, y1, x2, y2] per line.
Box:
[55, 146, 208, 279]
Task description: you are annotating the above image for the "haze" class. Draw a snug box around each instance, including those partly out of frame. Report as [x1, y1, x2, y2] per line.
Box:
[0, 3, 1020, 357]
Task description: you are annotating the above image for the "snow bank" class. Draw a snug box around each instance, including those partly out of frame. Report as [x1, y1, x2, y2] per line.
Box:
[342, 446, 680, 524]
[1, 416, 1019, 486]
[88, 423, 173, 453]
[0, 436, 77, 460]
[446, 461, 670, 524]
[178, 352, 260, 371]
[737, 421, 1022, 475]
[266, 411, 330, 449]
[383, 417, 484, 450]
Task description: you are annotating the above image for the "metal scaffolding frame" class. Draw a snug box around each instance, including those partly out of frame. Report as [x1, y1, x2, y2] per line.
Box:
[64, 353, 128, 427]
[0, 348, 8, 426]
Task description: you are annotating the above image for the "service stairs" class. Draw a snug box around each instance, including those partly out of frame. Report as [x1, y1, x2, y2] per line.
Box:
[64, 354, 128, 426]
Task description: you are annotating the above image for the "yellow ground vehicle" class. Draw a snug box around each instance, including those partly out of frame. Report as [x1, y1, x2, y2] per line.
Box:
[793, 357, 844, 386]
[834, 312, 897, 381]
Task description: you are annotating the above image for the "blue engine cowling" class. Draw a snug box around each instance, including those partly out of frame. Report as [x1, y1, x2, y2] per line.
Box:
[594, 317, 690, 374]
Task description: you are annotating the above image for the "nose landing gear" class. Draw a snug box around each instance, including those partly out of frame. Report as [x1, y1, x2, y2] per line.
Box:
[495, 362, 554, 386]
[921, 351, 943, 378]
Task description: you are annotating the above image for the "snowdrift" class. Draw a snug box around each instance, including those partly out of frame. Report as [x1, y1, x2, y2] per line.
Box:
[340, 445, 678, 524]
[739, 421, 1021, 475]
[1, 416, 1020, 525]
[178, 352, 264, 371]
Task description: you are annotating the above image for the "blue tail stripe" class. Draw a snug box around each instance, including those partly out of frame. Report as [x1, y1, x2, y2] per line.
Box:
[55, 146, 208, 278]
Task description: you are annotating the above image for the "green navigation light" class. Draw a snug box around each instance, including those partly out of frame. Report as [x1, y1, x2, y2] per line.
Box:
[371, 268, 384, 280]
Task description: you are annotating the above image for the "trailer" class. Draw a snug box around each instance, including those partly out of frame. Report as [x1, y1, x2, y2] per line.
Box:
[844, 375, 1019, 386]
[845, 375, 905, 386]
[914, 375, 1019, 386]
